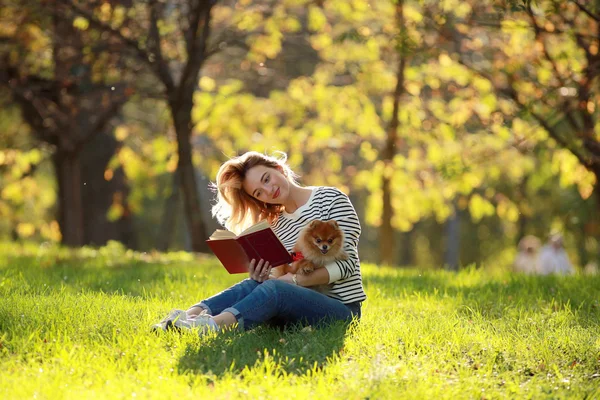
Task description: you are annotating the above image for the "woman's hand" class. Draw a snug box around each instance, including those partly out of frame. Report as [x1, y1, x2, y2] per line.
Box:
[249, 258, 271, 282]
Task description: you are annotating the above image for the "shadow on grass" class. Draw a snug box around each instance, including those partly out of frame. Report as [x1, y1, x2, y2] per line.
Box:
[177, 320, 353, 377]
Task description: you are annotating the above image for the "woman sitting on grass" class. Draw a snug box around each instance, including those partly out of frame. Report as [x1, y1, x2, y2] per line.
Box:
[153, 151, 366, 334]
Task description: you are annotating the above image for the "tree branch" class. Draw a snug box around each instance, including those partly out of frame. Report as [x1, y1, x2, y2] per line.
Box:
[569, 0, 600, 22]
[526, 4, 565, 87]
[524, 3, 584, 133]
[147, 0, 175, 92]
[184, 0, 203, 58]
[57, 0, 174, 93]
[205, 36, 251, 59]
[176, 2, 213, 103]
[454, 55, 595, 169]
[59, 1, 148, 60]
[505, 83, 594, 169]
[467, 18, 600, 39]
[7, 85, 62, 145]
[75, 91, 129, 154]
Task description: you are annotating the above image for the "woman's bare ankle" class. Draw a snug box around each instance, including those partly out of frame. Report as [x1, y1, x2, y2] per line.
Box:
[186, 306, 209, 319]
[212, 311, 237, 329]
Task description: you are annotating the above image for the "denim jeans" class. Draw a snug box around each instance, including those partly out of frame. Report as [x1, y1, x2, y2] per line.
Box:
[193, 279, 361, 331]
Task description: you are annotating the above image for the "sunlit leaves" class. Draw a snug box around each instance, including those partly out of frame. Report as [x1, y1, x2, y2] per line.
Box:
[235, 9, 264, 31]
[359, 142, 378, 164]
[469, 194, 495, 222]
[114, 126, 129, 141]
[552, 150, 597, 198]
[501, 20, 532, 56]
[193, 0, 549, 235]
[310, 33, 333, 51]
[18, 24, 51, 53]
[16, 222, 35, 238]
[107, 192, 125, 222]
[199, 76, 216, 92]
[248, 34, 282, 61]
[39, 220, 62, 242]
[2, 181, 24, 203]
[496, 197, 520, 223]
[0, 167, 57, 241]
[218, 80, 245, 97]
[105, 119, 178, 216]
[478, 93, 497, 119]
[357, 60, 396, 93]
[308, 6, 328, 32]
[73, 17, 89, 31]
[98, 2, 113, 23]
[117, 147, 144, 182]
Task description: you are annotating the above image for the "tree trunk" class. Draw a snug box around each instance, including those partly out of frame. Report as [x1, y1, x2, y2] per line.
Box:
[379, 0, 407, 266]
[53, 151, 85, 246]
[156, 169, 181, 252]
[157, 1, 213, 253]
[516, 175, 530, 244]
[444, 208, 461, 271]
[172, 107, 209, 253]
[380, 176, 395, 265]
[592, 167, 600, 265]
[80, 131, 137, 248]
[577, 222, 589, 269]
[398, 229, 415, 266]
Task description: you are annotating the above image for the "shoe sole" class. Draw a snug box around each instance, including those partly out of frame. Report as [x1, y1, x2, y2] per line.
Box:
[151, 320, 180, 333]
[165, 319, 182, 332]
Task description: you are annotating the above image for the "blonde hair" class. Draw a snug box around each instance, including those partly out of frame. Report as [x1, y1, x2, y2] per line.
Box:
[211, 151, 298, 234]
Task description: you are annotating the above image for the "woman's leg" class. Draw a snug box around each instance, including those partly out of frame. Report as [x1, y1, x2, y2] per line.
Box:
[188, 278, 260, 316]
[214, 280, 357, 331]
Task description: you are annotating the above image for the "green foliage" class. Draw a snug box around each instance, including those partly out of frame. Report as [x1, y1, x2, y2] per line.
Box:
[104, 99, 175, 220]
[0, 244, 599, 398]
[2, 0, 599, 264]
[0, 109, 58, 242]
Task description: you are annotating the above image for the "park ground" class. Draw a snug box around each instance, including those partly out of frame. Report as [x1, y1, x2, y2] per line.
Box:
[0, 241, 599, 399]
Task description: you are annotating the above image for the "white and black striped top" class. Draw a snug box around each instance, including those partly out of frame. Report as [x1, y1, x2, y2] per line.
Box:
[271, 186, 367, 304]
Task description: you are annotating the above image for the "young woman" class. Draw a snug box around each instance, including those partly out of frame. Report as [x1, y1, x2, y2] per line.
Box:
[154, 151, 366, 333]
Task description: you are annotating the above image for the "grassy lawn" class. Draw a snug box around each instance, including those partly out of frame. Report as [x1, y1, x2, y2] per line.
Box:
[0, 241, 599, 399]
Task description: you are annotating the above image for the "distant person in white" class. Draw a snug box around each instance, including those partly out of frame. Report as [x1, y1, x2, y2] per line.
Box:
[537, 233, 575, 275]
[513, 235, 541, 274]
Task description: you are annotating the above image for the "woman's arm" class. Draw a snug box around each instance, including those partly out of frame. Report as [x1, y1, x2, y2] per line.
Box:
[323, 189, 361, 283]
[276, 267, 330, 286]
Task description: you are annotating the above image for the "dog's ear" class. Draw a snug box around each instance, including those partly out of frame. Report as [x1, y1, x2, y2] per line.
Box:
[309, 220, 321, 229]
[328, 220, 339, 229]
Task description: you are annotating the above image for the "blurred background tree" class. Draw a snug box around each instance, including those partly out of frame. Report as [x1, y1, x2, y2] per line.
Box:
[1, 0, 135, 247]
[0, 0, 597, 271]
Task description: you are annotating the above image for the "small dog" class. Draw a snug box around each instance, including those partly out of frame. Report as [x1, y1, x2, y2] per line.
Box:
[288, 219, 348, 275]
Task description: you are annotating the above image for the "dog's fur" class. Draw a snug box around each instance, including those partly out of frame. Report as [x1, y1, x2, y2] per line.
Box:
[271, 220, 347, 279]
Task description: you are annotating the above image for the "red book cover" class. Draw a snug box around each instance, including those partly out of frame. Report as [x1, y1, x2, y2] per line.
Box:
[206, 221, 293, 274]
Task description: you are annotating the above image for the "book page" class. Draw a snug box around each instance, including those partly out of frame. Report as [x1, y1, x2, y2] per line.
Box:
[209, 229, 237, 240]
[239, 220, 270, 236]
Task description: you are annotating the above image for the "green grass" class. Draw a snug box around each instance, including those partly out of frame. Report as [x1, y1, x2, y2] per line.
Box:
[0, 241, 599, 399]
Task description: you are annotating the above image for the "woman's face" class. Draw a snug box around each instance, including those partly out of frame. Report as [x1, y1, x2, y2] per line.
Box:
[242, 165, 290, 205]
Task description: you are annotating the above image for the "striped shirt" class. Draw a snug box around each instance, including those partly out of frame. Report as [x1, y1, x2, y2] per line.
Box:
[271, 186, 367, 304]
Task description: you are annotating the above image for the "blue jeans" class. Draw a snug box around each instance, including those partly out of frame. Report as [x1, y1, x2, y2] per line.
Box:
[193, 279, 361, 331]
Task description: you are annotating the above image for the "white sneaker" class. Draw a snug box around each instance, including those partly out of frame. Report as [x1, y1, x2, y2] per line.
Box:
[151, 309, 188, 332]
[187, 314, 220, 335]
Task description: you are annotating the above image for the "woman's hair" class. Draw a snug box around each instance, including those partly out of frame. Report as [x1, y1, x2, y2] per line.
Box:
[211, 151, 298, 234]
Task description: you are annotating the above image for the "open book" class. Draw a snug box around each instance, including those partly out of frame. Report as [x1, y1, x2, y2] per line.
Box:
[206, 220, 293, 274]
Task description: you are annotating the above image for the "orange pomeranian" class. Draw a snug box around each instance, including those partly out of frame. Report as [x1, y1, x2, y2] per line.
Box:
[288, 219, 348, 275]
